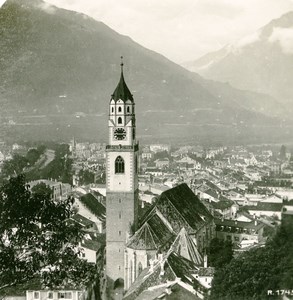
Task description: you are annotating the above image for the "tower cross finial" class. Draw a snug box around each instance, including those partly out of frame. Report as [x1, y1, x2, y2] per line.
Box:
[120, 56, 124, 73]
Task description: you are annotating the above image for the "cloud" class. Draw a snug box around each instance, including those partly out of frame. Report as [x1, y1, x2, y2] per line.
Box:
[235, 31, 260, 48]
[269, 27, 293, 54]
[23, 0, 293, 62]
[37, 2, 56, 14]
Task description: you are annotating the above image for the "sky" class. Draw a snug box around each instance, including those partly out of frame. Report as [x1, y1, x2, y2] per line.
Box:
[2, 0, 293, 63]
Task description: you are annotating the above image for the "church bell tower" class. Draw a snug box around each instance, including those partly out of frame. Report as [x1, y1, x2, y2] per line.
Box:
[106, 58, 139, 284]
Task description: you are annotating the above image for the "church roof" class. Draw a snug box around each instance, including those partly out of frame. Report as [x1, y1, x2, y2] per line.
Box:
[169, 227, 203, 265]
[111, 70, 133, 102]
[124, 251, 198, 300]
[126, 222, 160, 250]
[155, 183, 213, 233]
[127, 209, 175, 250]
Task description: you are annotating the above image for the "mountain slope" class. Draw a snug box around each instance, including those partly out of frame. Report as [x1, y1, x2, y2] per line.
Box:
[183, 11, 293, 105]
[0, 0, 290, 144]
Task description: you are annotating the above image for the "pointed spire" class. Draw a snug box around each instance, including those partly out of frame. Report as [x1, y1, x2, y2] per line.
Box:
[120, 55, 124, 73]
[111, 57, 133, 102]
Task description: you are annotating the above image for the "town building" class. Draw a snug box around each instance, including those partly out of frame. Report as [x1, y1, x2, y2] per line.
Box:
[29, 179, 72, 201]
[214, 218, 265, 246]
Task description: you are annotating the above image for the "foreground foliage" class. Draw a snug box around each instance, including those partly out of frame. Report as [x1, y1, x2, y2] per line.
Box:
[0, 175, 96, 294]
[210, 217, 293, 300]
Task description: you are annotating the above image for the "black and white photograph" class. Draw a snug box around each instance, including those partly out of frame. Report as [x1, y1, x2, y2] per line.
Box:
[0, 0, 293, 299]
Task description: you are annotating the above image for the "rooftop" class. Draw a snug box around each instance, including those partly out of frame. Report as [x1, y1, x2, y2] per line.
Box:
[156, 183, 213, 232]
[246, 202, 283, 212]
[111, 67, 133, 102]
[214, 218, 264, 230]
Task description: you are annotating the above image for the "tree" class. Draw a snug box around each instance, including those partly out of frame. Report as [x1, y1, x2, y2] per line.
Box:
[0, 175, 96, 293]
[207, 238, 233, 268]
[210, 218, 293, 300]
[1, 154, 28, 178]
[78, 169, 95, 185]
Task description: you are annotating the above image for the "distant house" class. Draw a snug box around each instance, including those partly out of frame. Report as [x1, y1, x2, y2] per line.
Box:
[141, 150, 153, 161]
[226, 190, 246, 205]
[139, 190, 157, 203]
[209, 199, 238, 219]
[71, 213, 97, 231]
[215, 218, 265, 246]
[194, 267, 215, 290]
[246, 202, 284, 220]
[73, 192, 106, 233]
[214, 160, 228, 168]
[79, 232, 105, 264]
[176, 156, 201, 170]
[145, 168, 163, 176]
[26, 290, 85, 300]
[29, 179, 72, 201]
[155, 158, 170, 169]
[149, 144, 170, 153]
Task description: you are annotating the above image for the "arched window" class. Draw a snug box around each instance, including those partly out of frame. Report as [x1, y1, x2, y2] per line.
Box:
[118, 106, 122, 112]
[118, 117, 122, 124]
[130, 260, 133, 283]
[111, 107, 114, 113]
[138, 262, 143, 276]
[115, 156, 124, 174]
[127, 106, 130, 113]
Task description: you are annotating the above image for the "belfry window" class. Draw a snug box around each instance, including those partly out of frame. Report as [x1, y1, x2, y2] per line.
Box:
[111, 107, 114, 113]
[118, 117, 122, 124]
[118, 106, 122, 112]
[115, 156, 125, 174]
[127, 106, 130, 113]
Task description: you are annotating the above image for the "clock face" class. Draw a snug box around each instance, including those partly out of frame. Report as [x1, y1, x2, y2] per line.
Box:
[114, 128, 126, 140]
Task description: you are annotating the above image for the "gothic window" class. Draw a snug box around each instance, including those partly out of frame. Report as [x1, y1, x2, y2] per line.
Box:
[118, 117, 122, 124]
[138, 262, 143, 276]
[127, 106, 130, 113]
[111, 107, 114, 113]
[118, 106, 122, 112]
[115, 156, 124, 173]
[130, 260, 133, 283]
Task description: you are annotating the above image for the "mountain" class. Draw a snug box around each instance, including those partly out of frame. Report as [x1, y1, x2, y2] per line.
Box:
[0, 0, 291, 144]
[183, 11, 293, 106]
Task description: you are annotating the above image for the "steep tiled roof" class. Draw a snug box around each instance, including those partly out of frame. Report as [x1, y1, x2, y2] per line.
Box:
[126, 223, 160, 250]
[80, 193, 105, 219]
[71, 213, 95, 227]
[156, 183, 213, 232]
[124, 251, 198, 300]
[211, 199, 234, 210]
[165, 252, 199, 286]
[81, 237, 103, 251]
[198, 267, 215, 277]
[169, 228, 203, 265]
[135, 282, 199, 300]
[130, 208, 175, 250]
